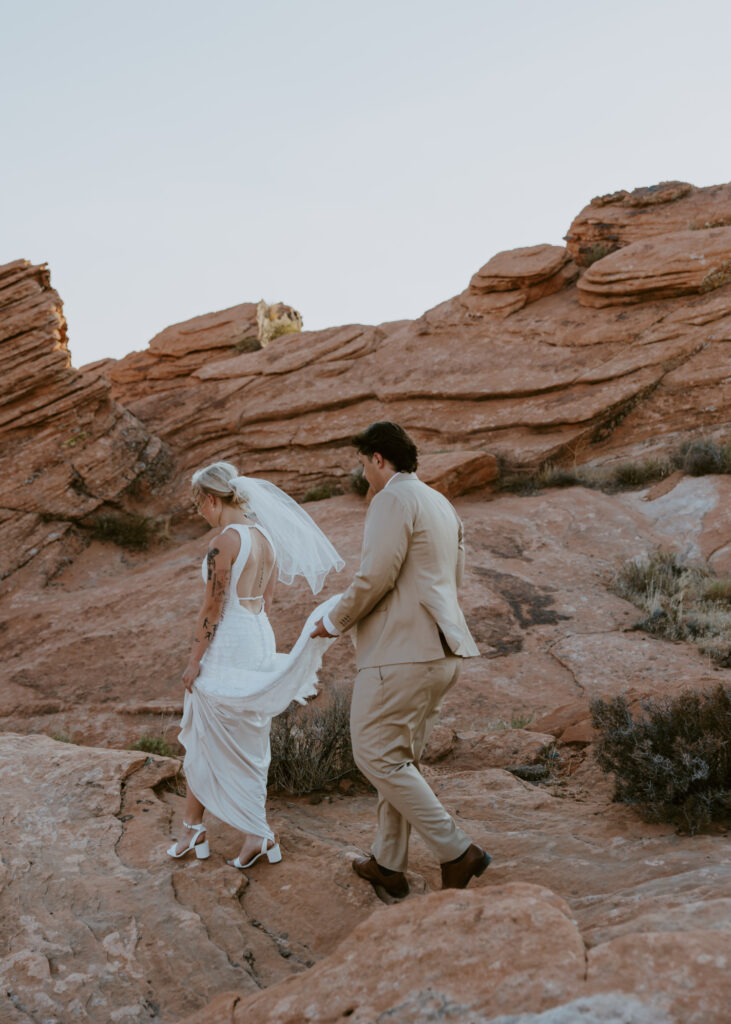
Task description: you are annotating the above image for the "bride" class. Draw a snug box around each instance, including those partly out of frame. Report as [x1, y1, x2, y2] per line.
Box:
[167, 462, 344, 869]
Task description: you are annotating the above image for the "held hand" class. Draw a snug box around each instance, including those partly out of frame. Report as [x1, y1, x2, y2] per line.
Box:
[182, 661, 200, 692]
[310, 617, 336, 639]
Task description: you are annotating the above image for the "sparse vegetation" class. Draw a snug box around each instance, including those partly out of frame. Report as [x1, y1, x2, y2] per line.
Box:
[129, 734, 178, 757]
[488, 711, 535, 731]
[234, 336, 261, 353]
[51, 731, 75, 743]
[349, 466, 370, 496]
[612, 550, 731, 666]
[268, 688, 361, 794]
[676, 438, 731, 476]
[580, 242, 618, 267]
[499, 437, 730, 497]
[85, 511, 159, 550]
[302, 482, 344, 503]
[590, 685, 731, 833]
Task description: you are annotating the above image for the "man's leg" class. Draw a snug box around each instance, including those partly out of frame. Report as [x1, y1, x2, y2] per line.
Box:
[350, 658, 470, 871]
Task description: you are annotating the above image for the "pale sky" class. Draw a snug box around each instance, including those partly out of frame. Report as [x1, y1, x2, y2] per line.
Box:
[3, 0, 731, 367]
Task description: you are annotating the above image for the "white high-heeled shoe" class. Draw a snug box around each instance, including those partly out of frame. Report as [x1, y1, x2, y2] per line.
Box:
[228, 837, 282, 870]
[167, 821, 210, 860]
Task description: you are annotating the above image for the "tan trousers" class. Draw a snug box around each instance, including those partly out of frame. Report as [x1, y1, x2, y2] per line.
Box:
[350, 656, 470, 872]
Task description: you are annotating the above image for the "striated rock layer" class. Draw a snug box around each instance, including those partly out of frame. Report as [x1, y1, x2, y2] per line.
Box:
[89, 181, 731, 510]
[0, 260, 171, 581]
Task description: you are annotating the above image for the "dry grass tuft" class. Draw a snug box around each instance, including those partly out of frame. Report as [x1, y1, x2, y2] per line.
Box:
[612, 550, 731, 666]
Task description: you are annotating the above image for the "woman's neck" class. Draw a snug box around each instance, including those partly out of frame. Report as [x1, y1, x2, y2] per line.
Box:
[218, 505, 252, 527]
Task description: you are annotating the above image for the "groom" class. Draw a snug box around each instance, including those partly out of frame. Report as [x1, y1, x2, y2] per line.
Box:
[311, 421, 491, 896]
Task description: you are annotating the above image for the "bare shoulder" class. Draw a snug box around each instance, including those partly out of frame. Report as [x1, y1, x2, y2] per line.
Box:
[207, 529, 240, 561]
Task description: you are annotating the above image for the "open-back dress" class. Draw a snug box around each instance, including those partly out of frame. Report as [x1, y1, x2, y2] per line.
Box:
[179, 522, 338, 842]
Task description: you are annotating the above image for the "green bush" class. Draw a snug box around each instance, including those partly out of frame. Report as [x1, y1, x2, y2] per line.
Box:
[590, 685, 731, 832]
[349, 466, 370, 496]
[129, 734, 178, 757]
[302, 482, 344, 503]
[269, 687, 360, 794]
[86, 511, 157, 550]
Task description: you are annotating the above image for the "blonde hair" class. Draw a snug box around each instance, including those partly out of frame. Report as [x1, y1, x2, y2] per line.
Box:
[191, 462, 250, 511]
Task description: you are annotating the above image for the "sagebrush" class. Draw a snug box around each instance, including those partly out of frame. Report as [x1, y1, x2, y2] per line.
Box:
[590, 685, 731, 833]
[85, 511, 158, 550]
[500, 437, 730, 496]
[269, 687, 359, 794]
[612, 550, 731, 666]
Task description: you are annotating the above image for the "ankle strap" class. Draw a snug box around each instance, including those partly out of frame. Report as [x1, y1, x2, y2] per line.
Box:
[183, 821, 206, 833]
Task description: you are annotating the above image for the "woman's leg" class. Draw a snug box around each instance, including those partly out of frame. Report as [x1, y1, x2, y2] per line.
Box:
[174, 787, 206, 855]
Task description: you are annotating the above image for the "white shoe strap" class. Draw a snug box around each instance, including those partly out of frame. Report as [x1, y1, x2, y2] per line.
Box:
[183, 821, 206, 834]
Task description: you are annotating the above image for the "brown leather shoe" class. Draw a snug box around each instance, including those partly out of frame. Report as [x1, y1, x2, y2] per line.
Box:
[441, 843, 492, 890]
[352, 855, 410, 898]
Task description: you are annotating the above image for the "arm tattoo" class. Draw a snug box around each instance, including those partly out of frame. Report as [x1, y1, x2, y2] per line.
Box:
[202, 617, 217, 642]
[206, 547, 220, 582]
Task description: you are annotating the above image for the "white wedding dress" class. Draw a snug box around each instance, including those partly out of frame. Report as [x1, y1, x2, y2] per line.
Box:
[179, 523, 339, 842]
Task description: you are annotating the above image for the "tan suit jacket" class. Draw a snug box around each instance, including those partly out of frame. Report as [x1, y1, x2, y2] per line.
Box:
[329, 474, 480, 669]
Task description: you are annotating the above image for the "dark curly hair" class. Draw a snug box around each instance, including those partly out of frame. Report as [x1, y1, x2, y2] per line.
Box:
[351, 421, 418, 473]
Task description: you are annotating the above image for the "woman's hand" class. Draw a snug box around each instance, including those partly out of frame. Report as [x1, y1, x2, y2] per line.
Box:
[182, 661, 200, 693]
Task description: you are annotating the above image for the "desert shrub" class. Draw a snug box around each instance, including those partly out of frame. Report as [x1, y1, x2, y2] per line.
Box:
[497, 437, 728, 497]
[673, 438, 731, 477]
[581, 242, 618, 267]
[129, 734, 178, 757]
[533, 464, 583, 489]
[609, 458, 671, 489]
[86, 511, 157, 550]
[302, 482, 344, 503]
[349, 466, 370, 496]
[590, 686, 731, 832]
[51, 731, 75, 743]
[269, 687, 360, 794]
[612, 551, 731, 666]
[234, 336, 261, 353]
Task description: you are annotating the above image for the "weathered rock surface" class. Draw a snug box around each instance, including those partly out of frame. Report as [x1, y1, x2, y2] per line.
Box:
[3, 180, 731, 1023]
[577, 227, 731, 307]
[566, 181, 731, 265]
[0, 259, 171, 580]
[468, 243, 578, 314]
[2, 733, 728, 1024]
[75, 180, 730, 508]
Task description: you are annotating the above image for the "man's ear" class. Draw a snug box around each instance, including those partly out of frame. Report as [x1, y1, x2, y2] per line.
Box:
[373, 452, 384, 469]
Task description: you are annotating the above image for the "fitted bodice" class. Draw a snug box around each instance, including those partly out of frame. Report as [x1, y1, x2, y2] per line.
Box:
[200, 523, 275, 609]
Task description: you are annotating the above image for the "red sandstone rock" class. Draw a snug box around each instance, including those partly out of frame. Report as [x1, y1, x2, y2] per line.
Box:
[577, 227, 731, 307]
[220, 885, 587, 1023]
[566, 181, 731, 265]
[423, 727, 554, 770]
[0, 260, 171, 580]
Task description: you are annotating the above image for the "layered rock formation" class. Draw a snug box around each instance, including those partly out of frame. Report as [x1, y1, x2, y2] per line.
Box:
[86, 180, 731, 510]
[2, 181, 730, 1023]
[566, 181, 731, 265]
[0, 260, 171, 581]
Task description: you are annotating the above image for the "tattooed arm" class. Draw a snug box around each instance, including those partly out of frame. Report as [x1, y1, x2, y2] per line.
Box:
[182, 531, 237, 692]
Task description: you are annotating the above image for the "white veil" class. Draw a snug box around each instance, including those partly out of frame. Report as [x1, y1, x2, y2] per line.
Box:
[230, 476, 344, 594]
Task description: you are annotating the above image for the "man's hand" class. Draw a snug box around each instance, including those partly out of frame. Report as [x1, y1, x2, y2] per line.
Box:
[182, 661, 200, 692]
[310, 618, 337, 639]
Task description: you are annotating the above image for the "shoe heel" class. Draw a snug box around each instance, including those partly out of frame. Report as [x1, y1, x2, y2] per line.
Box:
[475, 852, 492, 877]
[266, 843, 282, 864]
[195, 840, 210, 860]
